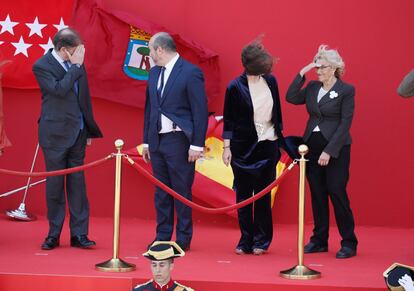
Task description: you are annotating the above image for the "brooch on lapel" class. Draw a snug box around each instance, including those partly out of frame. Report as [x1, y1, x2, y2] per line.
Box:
[329, 91, 339, 99]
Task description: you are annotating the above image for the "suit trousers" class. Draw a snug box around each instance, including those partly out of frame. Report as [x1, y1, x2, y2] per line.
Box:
[41, 129, 89, 238]
[306, 132, 358, 249]
[150, 132, 195, 246]
[231, 140, 279, 252]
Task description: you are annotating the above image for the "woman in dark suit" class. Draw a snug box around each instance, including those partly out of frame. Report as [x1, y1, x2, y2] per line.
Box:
[222, 40, 286, 255]
[286, 45, 358, 259]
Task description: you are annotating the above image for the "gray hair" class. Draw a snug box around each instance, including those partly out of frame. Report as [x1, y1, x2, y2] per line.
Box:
[314, 44, 345, 77]
[152, 32, 176, 52]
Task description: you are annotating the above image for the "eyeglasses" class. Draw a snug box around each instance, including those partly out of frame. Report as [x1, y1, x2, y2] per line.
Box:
[315, 65, 331, 70]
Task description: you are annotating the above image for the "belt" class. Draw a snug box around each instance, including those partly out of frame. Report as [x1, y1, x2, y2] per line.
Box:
[159, 130, 183, 135]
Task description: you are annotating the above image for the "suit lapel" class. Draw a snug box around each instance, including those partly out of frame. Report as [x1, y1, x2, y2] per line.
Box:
[318, 79, 343, 107]
[46, 49, 66, 76]
[77, 66, 88, 110]
[149, 66, 161, 105]
[238, 73, 254, 118]
[159, 57, 183, 106]
[308, 83, 323, 115]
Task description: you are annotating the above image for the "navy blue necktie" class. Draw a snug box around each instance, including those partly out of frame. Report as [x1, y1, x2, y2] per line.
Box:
[157, 66, 165, 98]
[63, 61, 83, 130]
[156, 67, 166, 132]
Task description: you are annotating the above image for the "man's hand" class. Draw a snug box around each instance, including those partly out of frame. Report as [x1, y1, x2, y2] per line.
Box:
[188, 149, 202, 163]
[66, 45, 85, 65]
[86, 138, 92, 146]
[318, 151, 331, 166]
[142, 147, 151, 163]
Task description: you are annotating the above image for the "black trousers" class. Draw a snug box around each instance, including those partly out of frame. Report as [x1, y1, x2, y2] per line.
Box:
[306, 132, 358, 249]
[42, 129, 89, 238]
[231, 140, 280, 252]
[150, 132, 195, 246]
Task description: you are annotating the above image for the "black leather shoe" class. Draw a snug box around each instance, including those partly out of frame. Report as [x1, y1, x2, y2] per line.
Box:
[336, 247, 356, 259]
[176, 241, 191, 252]
[304, 242, 328, 253]
[70, 235, 96, 249]
[41, 236, 59, 250]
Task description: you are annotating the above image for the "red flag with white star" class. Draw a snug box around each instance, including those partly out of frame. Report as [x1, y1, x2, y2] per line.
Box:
[0, 0, 73, 88]
[0, 0, 220, 108]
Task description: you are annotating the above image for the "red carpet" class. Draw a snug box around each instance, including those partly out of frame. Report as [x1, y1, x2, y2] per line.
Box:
[0, 216, 412, 290]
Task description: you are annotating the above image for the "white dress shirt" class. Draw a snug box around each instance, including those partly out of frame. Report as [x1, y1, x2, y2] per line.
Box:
[158, 53, 181, 134]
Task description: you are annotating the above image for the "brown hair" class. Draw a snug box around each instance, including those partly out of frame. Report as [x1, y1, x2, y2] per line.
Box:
[241, 38, 274, 75]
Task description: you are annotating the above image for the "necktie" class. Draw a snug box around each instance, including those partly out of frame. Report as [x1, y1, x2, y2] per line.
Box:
[157, 66, 166, 98]
[156, 67, 166, 132]
[63, 61, 83, 130]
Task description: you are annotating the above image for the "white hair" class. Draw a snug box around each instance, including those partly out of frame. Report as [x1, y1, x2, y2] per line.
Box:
[314, 44, 345, 77]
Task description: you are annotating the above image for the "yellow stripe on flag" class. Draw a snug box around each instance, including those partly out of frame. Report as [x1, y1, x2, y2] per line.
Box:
[271, 160, 287, 207]
[195, 137, 233, 189]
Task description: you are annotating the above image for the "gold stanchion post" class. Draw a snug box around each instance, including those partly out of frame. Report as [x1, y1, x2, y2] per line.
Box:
[96, 139, 136, 272]
[280, 144, 321, 280]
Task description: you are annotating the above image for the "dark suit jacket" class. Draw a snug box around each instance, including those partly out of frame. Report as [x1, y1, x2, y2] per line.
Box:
[222, 73, 289, 160]
[143, 57, 208, 151]
[33, 49, 102, 149]
[286, 74, 355, 158]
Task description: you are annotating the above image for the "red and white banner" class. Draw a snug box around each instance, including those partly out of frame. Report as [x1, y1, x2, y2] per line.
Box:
[0, 0, 220, 109]
[0, 0, 73, 88]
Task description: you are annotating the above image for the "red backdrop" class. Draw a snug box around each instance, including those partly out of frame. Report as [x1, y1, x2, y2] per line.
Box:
[1, 0, 413, 227]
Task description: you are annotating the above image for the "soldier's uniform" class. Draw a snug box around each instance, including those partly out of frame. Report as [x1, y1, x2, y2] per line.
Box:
[133, 279, 193, 291]
[132, 241, 194, 291]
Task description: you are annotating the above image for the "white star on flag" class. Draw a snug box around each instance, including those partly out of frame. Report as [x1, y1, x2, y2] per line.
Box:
[39, 37, 54, 55]
[26, 17, 47, 37]
[0, 41, 3, 45]
[11, 36, 32, 57]
[53, 18, 67, 31]
[0, 14, 19, 35]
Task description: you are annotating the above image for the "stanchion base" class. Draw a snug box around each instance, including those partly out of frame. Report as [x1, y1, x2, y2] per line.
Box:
[95, 258, 136, 272]
[6, 209, 36, 221]
[280, 265, 321, 280]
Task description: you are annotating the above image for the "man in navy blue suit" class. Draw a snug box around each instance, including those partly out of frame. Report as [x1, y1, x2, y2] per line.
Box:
[142, 32, 208, 251]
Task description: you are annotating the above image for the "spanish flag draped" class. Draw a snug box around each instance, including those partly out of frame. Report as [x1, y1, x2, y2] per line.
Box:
[124, 115, 291, 217]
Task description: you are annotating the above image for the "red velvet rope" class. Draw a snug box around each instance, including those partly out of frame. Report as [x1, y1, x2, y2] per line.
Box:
[0, 155, 113, 177]
[124, 156, 296, 214]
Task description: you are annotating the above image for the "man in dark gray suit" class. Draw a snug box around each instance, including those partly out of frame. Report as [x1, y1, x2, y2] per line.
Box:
[398, 69, 414, 97]
[33, 28, 103, 250]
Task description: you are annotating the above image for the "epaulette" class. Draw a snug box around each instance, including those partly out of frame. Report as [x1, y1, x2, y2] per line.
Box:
[174, 281, 194, 291]
[133, 279, 153, 290]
